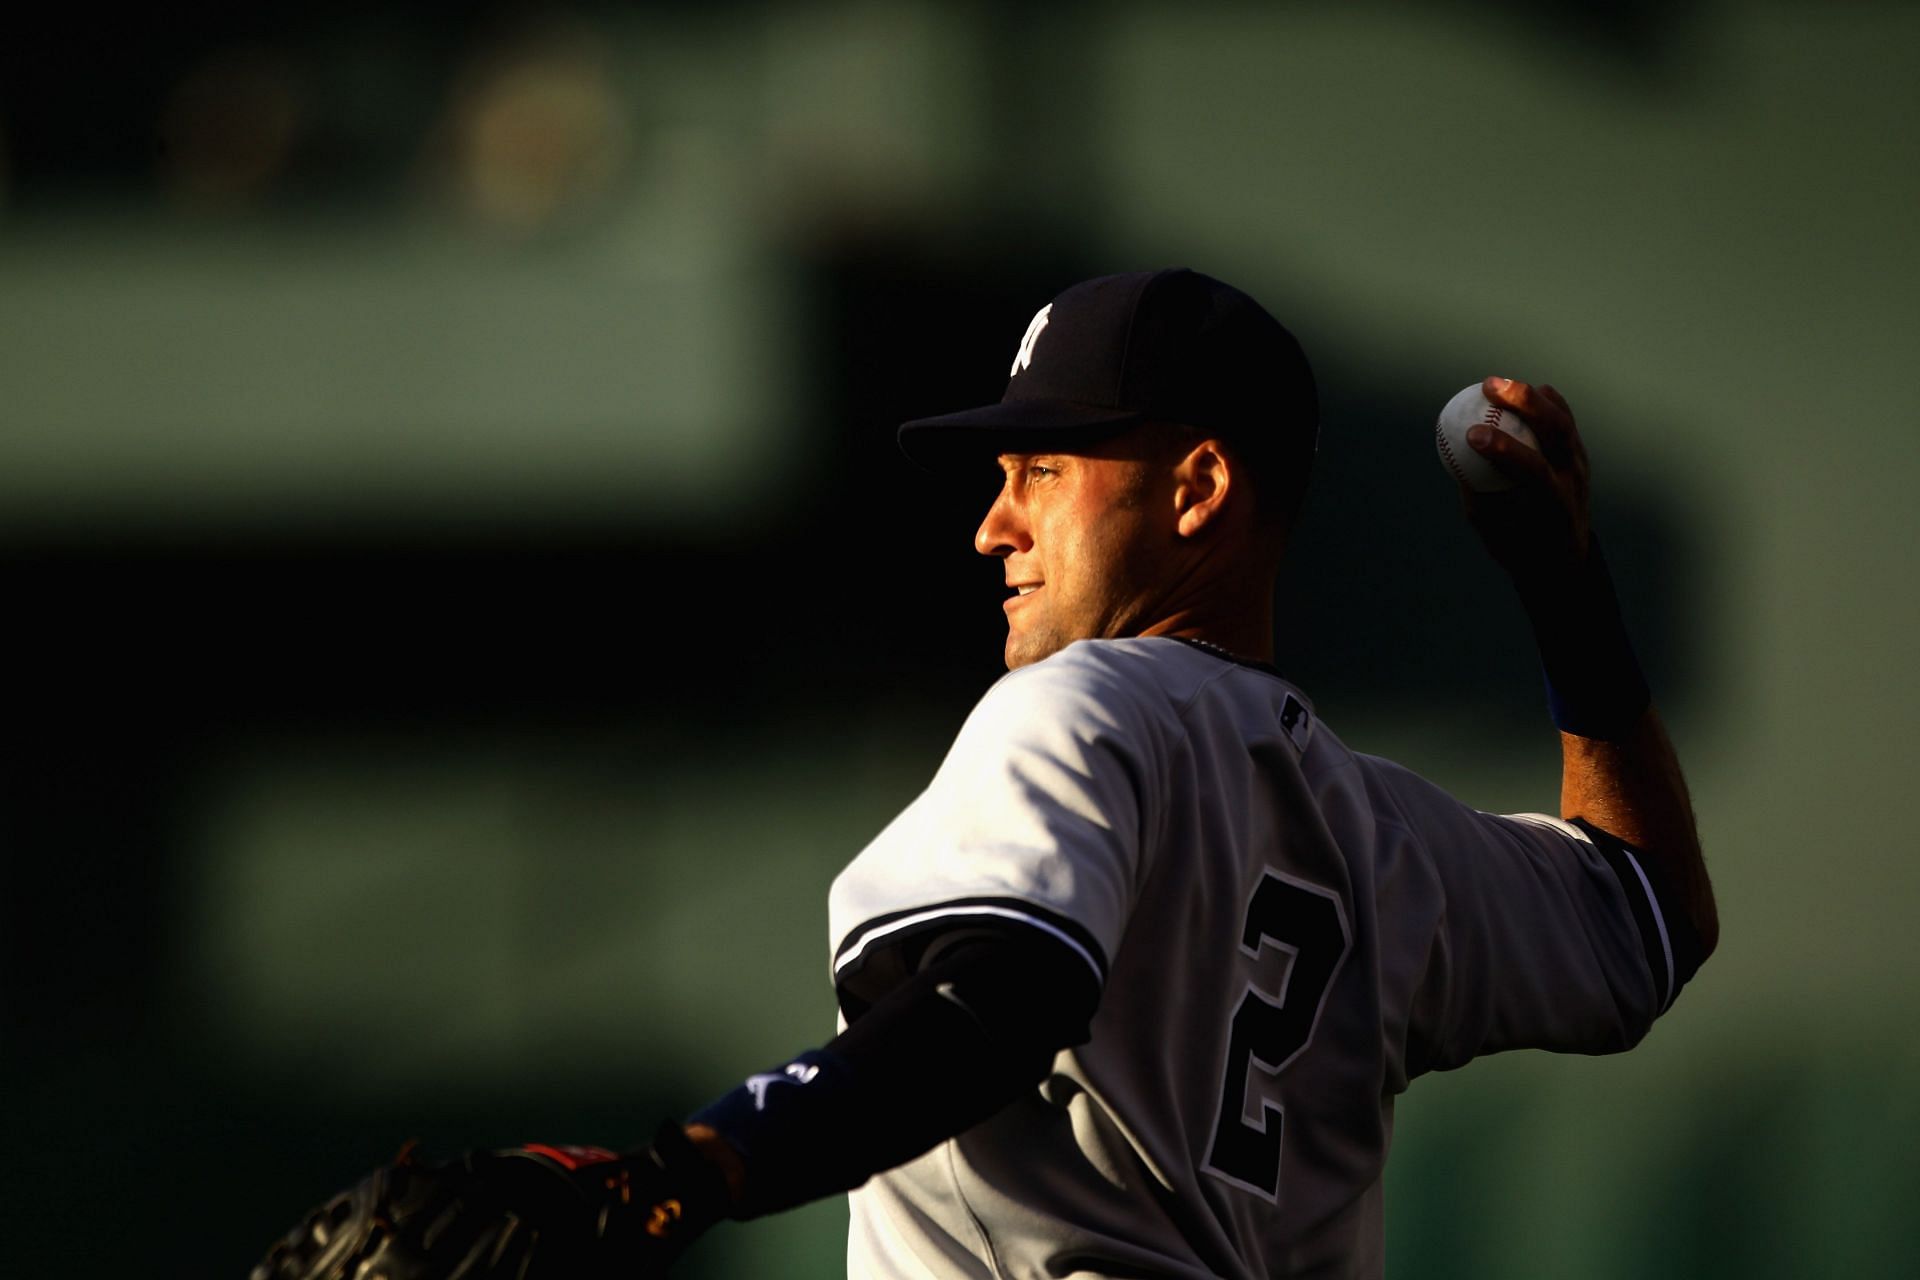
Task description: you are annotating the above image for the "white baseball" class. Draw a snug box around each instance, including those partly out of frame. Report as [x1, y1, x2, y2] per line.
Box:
[1434, 383, 1539, 492]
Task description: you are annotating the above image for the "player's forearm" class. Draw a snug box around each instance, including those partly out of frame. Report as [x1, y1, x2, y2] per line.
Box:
[686, 929, 1095, 1219]
[1510, 539, 1718, 958]
[1560, 709, 1717, 957]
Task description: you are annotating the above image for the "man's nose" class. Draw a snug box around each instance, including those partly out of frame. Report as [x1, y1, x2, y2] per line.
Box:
[974, 487, 1030, 558]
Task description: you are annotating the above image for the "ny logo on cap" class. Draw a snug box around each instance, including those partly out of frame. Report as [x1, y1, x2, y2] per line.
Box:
[1010, 303, 1052, 377]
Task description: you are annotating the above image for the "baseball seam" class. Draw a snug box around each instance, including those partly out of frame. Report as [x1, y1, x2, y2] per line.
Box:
[1435, 423, 1465, 482]
[1436, 401, 1506, 485]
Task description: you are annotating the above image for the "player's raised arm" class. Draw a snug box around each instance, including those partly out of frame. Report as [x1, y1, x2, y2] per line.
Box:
[1461, 376, 1719, 967]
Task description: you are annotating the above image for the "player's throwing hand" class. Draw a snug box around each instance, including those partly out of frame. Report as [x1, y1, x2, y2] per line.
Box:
[1460, 375, 1593, 582]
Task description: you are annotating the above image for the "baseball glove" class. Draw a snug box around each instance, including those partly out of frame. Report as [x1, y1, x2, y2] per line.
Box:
[252, 1124, 729, 1280]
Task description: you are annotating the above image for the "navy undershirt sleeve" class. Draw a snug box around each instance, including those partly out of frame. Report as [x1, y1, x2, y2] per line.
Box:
[690, 923, 1100, 1217]
[1570, 817, 1708, 1006]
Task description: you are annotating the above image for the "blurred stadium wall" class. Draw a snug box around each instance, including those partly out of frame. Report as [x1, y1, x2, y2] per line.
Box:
[2, 3, 1915, 1276]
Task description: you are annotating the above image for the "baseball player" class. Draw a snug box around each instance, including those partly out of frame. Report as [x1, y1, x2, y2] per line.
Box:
[256, 268, 1716, 1280]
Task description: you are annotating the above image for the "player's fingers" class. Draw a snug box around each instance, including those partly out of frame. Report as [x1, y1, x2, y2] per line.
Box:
[1466, 419, 1554, 489]
[1481, 376, 1567, 430]
[1539, 384, 1592, 477]
[1482, 376, 1576, 456]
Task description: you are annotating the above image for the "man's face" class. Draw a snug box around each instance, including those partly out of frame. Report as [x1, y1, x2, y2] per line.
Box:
[974, 436, 1174, 670]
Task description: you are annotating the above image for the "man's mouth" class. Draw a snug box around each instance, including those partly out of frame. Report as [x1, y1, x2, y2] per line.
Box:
[1011, 583, 1042, 596]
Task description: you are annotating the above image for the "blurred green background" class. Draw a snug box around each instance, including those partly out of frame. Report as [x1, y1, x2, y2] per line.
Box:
[3, 2, 1916, 1276]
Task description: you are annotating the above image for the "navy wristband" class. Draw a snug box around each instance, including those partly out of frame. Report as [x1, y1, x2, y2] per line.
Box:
[1520, 536, 1651, 739]
[688, 1049, 856, 1218]
[1544, 660, 1649, 739]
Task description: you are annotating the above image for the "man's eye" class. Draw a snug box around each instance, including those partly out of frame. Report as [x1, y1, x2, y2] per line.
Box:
[1028, 464, 1054, 478]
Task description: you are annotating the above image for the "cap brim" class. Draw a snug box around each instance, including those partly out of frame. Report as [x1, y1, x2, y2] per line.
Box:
[896, 399, 1146, 471]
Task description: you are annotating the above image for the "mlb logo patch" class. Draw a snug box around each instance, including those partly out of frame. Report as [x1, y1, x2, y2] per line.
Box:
[1280, 693, 1313, 755]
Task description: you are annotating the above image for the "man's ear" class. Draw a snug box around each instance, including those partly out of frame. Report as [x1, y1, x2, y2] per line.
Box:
[1172, 439, 1233, 538]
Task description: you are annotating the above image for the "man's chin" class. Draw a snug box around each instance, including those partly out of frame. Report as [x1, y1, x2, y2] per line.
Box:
[1004, 628, 1071, 671]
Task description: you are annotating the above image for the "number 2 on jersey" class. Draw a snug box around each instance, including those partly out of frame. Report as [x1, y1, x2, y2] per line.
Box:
[1203, 870, 1352, 1202]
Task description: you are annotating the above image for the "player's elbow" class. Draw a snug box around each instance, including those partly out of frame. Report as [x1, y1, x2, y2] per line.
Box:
[1671, 840, 1719, 974]
[1692, 897, 1720, 964]
[1663, 820, 1717, 953]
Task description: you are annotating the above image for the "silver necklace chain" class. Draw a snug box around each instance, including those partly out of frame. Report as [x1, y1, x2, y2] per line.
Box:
[1175, 635, 1266, 668]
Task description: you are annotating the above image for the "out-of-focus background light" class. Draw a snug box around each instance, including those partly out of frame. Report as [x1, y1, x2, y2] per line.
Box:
[159, 46, 306, 213]
[428, 21, 630, 234]
[2, 4, 1916, 1277]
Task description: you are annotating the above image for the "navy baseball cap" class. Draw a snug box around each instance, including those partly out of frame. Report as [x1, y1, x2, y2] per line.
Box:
[896, 268, 1318, 473]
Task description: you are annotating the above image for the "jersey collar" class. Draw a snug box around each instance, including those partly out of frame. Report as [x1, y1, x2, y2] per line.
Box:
[1167, 635, 1286, 680]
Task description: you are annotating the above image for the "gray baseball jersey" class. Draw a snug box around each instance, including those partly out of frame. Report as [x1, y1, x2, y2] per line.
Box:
[828, 637, 1686, 1279]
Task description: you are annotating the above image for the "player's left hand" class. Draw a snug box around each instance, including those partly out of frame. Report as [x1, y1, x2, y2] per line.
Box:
[1459, 375, 1593, 583]
[251, 1125, 730, 1280]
